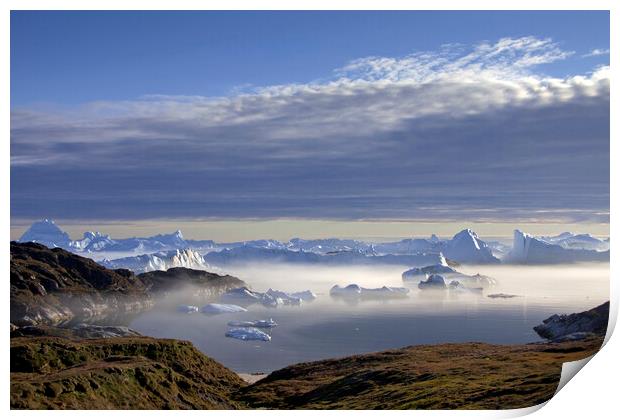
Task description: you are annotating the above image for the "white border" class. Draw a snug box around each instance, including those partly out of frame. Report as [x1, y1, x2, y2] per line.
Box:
[2, 1, 616, 419]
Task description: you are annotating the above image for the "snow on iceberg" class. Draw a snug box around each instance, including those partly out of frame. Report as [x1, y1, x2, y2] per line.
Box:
[201, 303, 247, 314]
[228, 318, 278, 328]
[225, 327, 272, 341]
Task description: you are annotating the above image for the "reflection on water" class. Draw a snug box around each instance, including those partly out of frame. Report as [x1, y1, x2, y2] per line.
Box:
[129, 263, 609, 373]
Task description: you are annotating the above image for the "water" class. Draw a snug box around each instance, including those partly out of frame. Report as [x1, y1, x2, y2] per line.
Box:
[129, 263, 609, 373]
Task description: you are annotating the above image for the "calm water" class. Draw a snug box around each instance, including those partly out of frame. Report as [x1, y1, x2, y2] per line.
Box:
[129, 263, 609, 373]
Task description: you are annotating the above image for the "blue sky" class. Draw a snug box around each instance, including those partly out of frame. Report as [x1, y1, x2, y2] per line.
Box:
[10, 11, 610, 227]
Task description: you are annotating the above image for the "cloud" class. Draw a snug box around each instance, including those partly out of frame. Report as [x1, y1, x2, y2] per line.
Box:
[10, 37, 609, 223]
[582, 48, 610, 57]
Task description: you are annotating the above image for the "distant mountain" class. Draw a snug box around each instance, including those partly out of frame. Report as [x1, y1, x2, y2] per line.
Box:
[507, 230, 610, 264]
[101, 248, 214, 274]
[18, 219, 216, 255]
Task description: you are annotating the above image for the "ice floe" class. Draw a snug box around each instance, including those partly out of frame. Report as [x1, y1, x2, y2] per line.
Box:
[201, 303, 247, 314]
[228, 318, 278, 328]
[225, 327, 272, 341]
[176, 304, 199, 313]
[330, 284, 409, 299]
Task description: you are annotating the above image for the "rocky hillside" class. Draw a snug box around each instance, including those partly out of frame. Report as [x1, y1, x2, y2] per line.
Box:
[534, 301, 609, 340]
[11, 336, 245, 409]
[240, 337, 603, 409]
[11, 242, 153, 326]
[11, 242, 246, 327]
[138, 267, 245, 297]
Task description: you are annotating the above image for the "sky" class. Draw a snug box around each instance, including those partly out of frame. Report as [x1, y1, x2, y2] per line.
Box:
[10, 11, 610, 239]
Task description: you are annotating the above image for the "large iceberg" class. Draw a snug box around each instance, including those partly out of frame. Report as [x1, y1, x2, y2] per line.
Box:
[443, 229, 499, 264]
[200, 303, 247, 314]
[18, 219, 72, 249]
[507, 230, 610, 264]
[540, 232, 609, 252]
[101, 248, 212, 273]
[225, 327, 272, 341]
[204, 245, 443, 267]
[220, 287, 311, 307]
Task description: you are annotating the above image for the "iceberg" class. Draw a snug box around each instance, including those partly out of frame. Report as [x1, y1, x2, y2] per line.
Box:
[225, 327, 272, 341]
[176, 304, 199, 313]
[265, 289, 303, 306]
[330, 284, 409, 299]
[228, 318, 278, 328]
[418, 274, 447, 290]
[101, 248, 212, 273]
[290, 290, 317, 301]
[221, 287, 313, 307]
[448, 280, 483, 294]
[443, 229, 499, 264]
[402, 260, 456, 281]
[18, 219, 71, 249]
[200, 303, 247, 314]
[507, 230, 610, 264]
[330, 284, 363, 296]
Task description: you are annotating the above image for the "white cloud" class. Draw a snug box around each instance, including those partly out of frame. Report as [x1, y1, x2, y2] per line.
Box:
[10, 37, 610, 222]
[582, 48, 610, 57]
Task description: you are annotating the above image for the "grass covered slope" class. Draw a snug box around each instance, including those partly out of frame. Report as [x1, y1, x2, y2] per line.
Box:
[11, 336, 245, 409]
[241, 337, 603, 410]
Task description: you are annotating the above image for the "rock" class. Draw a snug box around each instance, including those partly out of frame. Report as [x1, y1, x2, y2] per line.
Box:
[533, 301, 609, 340]
[10, 242, 153, 327]
[138, 267, 245, 297]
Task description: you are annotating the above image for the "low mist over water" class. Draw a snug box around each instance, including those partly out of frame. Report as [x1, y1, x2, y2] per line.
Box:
[129, 262, 608, 373]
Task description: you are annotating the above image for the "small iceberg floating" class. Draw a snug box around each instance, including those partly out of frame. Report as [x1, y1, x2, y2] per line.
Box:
[201, 303, 248, 314]
[225, 327, 272, 341]
[228, 318, 278, 328]
[290, 290, 317, 301]
[176, 304, 199, 313]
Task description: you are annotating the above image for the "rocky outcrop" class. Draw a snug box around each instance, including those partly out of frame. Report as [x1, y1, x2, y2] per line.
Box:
[137, 267, 245, 297]
[10, 242, 154, 327]
[533, 301, 609, 340]
[11, 324, 142, 339]
[10, 336, 245, 409]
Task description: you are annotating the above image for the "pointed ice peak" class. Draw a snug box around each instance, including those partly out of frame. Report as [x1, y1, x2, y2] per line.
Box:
[174, 229, 184, 238]
[19, 218, 71, 247]
[429, 234, 440, 243]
